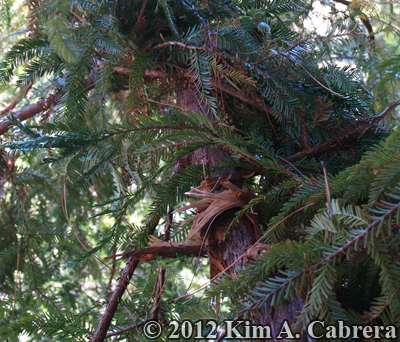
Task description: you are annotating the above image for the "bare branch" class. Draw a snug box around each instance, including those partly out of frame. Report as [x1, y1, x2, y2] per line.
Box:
[90, 257, 141, 342]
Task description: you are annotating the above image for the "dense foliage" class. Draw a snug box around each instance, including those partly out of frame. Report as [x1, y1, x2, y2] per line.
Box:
[0, 0, 399, 341]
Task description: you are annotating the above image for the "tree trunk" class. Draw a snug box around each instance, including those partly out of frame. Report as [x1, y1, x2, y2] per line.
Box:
[175, 82, 313, 341]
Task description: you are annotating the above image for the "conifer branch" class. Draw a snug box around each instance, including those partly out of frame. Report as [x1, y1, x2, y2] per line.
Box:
[331, 0, 375, 40]
[247, 200, 400, 313]
[1, 2, 398, 340]
[107, 64, 275, 116]
[253, 32, 364, 66]
[286, 100, 400, 162]
[91, 213, 162, 342]
[0, 80, 95, 136]
[0, 93, 62, 136]
[121, 242, 207, 261]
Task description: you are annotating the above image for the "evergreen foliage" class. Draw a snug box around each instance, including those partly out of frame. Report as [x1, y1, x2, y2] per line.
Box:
[0, 0, 399, 341]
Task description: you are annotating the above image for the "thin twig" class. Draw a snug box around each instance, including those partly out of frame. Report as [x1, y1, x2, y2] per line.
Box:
[1, 84, 32, 116]
[297, 63, 343, 97]
[138, 0, 149, 22]
[153, 41, 206, 51]
[151, 209, 172, 320]
[321, 161, 332, 217]
[104, 318, 151, 338]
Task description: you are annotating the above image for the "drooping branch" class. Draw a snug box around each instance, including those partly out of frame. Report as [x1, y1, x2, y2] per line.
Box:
[216, 200, 400, 342]
[248, 200, 400, 313]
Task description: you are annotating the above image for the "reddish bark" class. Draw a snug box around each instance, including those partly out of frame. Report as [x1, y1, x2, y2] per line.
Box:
[90, 213, 160, 342]
[121, 241, 207, 261]
[0, 93, 62, 135]
[175, 84, 312, 341]
[91, 256, 141, 342]
[0, 79, 95, 137]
